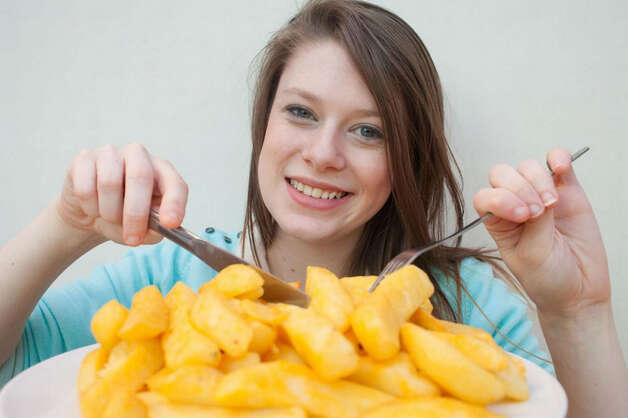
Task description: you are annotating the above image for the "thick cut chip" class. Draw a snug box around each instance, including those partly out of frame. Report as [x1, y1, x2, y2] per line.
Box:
[138, 391, 307, 418]
[190, 287, 253, 357]
[347, 352, 440, 398]
[213, 360, 389, 417]
[433, 332, 508, 372]
[205, 264, 264, 298]
[361, 397, 504, 418]
[401, 323, 505, 405]
[91, 300, 128, 351]
[339, 276, 376, 306]
[248, 320, 277, 355]
[412, 308, 496, 345]
[162, 316, 221, 368]
[220, 352, 261, 373]
[164, 282, 197, 328]
[77, 347, 108, 394]
[147, 365, 223, 405]
[240, 299, 286, 325]
[238, 287, 265, 300]
[118, 285, 168, 340]
[305, 266, 354, 332]
[351, 265, 434, 360]
[102, 390, 147, 418]
[262, 342, 305, 365]
[80, 339, 164, 418]
[495, 355, 529, 401]
[282, 307, 358, 380]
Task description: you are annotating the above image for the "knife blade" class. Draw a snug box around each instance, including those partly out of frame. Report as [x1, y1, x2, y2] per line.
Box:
[148, 209, 310, 307]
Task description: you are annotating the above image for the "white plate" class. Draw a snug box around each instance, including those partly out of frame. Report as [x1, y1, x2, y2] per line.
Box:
[0, 344, 567, 418]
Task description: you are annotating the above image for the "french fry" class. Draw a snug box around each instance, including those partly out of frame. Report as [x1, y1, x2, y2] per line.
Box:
[305, 266, 354, 331]
[138, 391, 307, 418]
[412, 308, 496, 345]
[248, 320, 277, 355]
[203, 264, 264, 298]
[347, 352, 440, 398]
[162, 313, 222, 368]
[339, 275, 376, 306]
[351, 265, 434, 360]
[401, 323, 505, 405]
[77, 348, 108, 394]
[164, 282, 197, 328]
[262, 342, 305, 365]
[495, 355, 529, 401]
[240, 299, 286, 325]
[91, 300, 128, 351]
[147, 365, 223, 405]
[282, 306, 358, 380]
[220, 352, 261, 373]
[432, 332, 508, 373]
[118, 285, 168, 341]
[212, 360, 389, 417]
[102, 390, 147, 418]
[80, 339, 164, 418]
[361, 397, 504, 418]
[190, 287, 253, 357]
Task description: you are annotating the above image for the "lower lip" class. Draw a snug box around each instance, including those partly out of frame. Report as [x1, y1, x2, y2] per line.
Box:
[285, 180, 351, 210]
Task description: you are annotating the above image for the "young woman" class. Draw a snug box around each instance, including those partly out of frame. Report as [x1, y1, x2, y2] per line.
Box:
[1, 1, 626, 416]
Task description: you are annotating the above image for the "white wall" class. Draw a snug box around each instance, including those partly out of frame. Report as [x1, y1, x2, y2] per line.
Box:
[1, 0, 626, 356]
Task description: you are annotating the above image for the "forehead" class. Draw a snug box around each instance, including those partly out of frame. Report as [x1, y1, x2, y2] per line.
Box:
[277, 40, 378, 112]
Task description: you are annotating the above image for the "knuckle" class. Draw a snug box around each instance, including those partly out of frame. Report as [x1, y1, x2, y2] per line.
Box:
[516, 158, 540, 173]
[126, 142, 147, 155]
[99, 144, 116, 154]
[488, 164, 508, 182]
[126, 166, 154, 184]
[124, 211, 148, 226]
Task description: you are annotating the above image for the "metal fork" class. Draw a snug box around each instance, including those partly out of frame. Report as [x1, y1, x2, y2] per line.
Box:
[368, 146, 590, 293]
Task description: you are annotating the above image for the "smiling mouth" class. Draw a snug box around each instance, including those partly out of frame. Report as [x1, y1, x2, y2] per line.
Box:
[287, 178, 349, 200]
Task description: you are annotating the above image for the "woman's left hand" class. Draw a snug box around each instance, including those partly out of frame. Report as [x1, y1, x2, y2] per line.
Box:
[473, 148, 610, 318]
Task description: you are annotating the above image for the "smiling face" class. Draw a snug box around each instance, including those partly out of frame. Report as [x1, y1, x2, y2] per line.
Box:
[257, 40, 392, 244]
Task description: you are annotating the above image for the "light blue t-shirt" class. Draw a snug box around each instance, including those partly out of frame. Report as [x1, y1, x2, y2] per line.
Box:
[0, 227, 554, 387]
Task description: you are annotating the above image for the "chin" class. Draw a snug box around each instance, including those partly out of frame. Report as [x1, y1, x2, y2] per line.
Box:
[276, 216, 345, 243]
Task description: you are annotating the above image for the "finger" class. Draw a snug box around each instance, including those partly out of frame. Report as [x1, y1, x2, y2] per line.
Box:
[152, 158, 188, 228]
[474, 187, 530, 223]
[517, 159, 558, 208]
[122, 144, 155, 245]
[489, 164, 545, 219]
[547, 147, 582, 187]
[71, 149, 99, 218]
[96, 145, 124, 223]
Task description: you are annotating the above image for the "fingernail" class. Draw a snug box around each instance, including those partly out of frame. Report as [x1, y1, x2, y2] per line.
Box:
[514, 206, 528, 220]
[127, 235, 140, 245]
[541, 192, 557, 207]
[529, 204, 543, 218]
[166, 211, 180, 223]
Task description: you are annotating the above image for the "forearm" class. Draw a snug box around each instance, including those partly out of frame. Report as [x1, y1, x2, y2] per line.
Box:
[0, 199, 104, 364]
[539, 302, 628, 418]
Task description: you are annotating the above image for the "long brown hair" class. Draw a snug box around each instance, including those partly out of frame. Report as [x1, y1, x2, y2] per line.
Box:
[242, 0, 502, 322]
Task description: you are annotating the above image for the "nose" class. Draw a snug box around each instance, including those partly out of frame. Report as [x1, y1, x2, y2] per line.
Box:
[300, 123, 346, 172]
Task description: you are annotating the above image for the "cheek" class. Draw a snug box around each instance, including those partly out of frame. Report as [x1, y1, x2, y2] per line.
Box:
[360, 152, 391, 199]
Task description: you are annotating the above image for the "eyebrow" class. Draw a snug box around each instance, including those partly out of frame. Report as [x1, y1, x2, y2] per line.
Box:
[280, 87, 380, 118]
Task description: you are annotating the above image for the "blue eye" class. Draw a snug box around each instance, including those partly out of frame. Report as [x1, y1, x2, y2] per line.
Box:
[287, 105, 315, 120]
[352, 125, 383, 140]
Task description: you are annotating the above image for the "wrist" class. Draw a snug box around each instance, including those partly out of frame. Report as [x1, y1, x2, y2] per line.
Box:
[538, 301, 614, 341]
[47, 198, 106, 253]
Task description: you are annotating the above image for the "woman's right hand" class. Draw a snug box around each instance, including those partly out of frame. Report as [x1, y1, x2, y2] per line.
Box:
[56, 143, 189, 246]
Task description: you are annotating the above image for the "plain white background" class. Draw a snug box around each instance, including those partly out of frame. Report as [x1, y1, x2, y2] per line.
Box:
[1, 0, 626, 358]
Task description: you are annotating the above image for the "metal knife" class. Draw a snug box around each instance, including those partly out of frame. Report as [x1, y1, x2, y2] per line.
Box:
[147, 208, 310, 307]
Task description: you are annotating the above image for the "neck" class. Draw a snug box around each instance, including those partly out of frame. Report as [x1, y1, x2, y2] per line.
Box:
[266, 228, 362, 283]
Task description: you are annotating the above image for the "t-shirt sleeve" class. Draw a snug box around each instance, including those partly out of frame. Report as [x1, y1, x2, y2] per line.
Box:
[0, 239, 194, 388]
[435, 257, 555, 375]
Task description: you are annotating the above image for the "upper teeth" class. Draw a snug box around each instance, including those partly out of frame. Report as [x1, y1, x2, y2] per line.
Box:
[290, 179, 346, 199]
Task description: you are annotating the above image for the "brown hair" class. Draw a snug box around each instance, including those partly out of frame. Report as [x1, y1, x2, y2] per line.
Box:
[242, 0, 503, 322]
